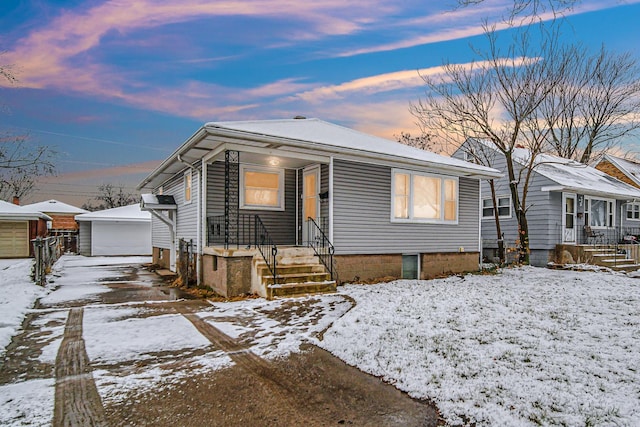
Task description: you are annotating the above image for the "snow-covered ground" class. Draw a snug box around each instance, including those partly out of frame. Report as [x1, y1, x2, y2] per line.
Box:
[0, 258, 47, 358]
[3, 256, 640, 426]
[319, 266, 640, 426]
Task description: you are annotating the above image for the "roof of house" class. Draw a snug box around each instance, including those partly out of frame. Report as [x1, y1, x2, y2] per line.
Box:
[597, 154, 640, 188]
[75, 204, 151, 222]
[138, 118, 502, 190]
[22, 199, 89, 215]
[0, 200, 52, 221]
[467, 139, 640, 199]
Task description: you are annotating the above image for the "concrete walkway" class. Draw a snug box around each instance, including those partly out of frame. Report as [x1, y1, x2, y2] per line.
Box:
[0, 258, 440, 426]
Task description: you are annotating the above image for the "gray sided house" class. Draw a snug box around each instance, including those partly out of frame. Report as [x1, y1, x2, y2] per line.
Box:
[138, 118, 501, 298]
[453, 140, 640, 267]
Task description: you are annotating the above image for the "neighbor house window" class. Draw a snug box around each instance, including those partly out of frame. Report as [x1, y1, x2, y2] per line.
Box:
[391, 170, 458, 223]
[626, 203, 640, 221]
[482, 196, 511, 219]
[240, 165, 285, 210]
[184, 170, 192, 204]
[585, 197, 614, 228]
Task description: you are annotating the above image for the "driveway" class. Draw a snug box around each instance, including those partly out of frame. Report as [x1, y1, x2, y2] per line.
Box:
[0, 256, 439, 426]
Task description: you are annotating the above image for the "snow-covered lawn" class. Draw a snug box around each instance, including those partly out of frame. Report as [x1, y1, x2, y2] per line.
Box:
[320, 266, 640, 426]
[0, 258, 47, 358]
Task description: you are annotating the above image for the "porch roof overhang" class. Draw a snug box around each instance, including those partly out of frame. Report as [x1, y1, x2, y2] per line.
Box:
[137, 119, 502, 190]
[540, 185, 640, 201]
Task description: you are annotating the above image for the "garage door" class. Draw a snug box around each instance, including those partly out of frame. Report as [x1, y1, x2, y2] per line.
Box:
[92, 221, 151, 256]
[0, 221, 29, 258]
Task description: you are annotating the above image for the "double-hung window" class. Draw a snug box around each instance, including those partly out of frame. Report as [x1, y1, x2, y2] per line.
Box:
[482, 196, 511, 219]
[240, 165, 285, 210]
[392, 169, 458, 223]
[626, 203, 640, 221]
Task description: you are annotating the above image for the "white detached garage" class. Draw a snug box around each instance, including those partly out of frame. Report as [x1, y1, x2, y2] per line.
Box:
[76, 204, 151, 256]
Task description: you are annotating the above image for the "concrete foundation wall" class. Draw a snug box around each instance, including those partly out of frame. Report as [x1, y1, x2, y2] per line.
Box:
[335, 252, 480, 284]
[152, 247, 171, 269]
[420, 252, 480, 279]
[335, 254, 402, 284]
[202, 254, 252, 297]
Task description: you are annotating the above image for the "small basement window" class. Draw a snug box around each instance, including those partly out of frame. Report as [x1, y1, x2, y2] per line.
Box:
[402, 254, 419, 279]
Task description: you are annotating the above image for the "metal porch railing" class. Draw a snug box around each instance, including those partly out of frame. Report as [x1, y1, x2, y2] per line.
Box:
[207, 214, 278, 285]
[306, 217, 335, 281]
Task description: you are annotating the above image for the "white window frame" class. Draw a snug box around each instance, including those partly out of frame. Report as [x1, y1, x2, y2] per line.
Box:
[626, 202, 640, 221]
[183, 170, 192, 205]
[482, 195, 512, 219]
[390, 169, 458, 224]
[239, 164, 285, 211]
[585, 196, 615, 228]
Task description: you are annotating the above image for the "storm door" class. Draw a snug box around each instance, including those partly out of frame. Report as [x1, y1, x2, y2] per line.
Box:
[302, 165, 320, 244]
[562, 193, 577, 244]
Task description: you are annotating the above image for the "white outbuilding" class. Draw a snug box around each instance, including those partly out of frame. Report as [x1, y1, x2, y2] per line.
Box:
[76, 204, 151, 256]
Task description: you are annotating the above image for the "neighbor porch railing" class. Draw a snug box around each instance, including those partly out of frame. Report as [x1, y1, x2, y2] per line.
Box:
[577, 226, 640, 246]
[306, 217, 335, 281]
[207, 214, 278, 285]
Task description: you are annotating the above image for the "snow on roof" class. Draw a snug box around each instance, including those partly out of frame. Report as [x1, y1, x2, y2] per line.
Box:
[75, 204, 151, 222]
[513, 149, 640, 199]
[0, 200, 52, 221]
[600, 154, 640, 188]
[139, 118, 502, 190]
[207, 118, 500, 176]
[22, 199, 89, 215]
[470, 139, 640, 199]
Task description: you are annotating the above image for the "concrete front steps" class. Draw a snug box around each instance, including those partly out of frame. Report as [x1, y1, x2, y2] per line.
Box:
[584, 247, 640, 272]
[256, 247, 336, 299]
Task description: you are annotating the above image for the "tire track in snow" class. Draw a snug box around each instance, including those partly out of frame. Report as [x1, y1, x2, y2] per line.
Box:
[53, 308, 107, 427]
[175, 304, 326, 424]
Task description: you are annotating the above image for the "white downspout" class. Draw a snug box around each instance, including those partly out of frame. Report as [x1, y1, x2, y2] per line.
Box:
[178, 155, 200, 284]
[329, 156, 334, 243]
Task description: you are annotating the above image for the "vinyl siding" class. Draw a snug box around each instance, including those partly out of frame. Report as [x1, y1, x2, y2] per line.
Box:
[478, 151, 559, 250]
[206, 161, 296, 245]
[78, 221, 92, 256]
[332, 159, 480, 255]
[150, 165, 200, 249]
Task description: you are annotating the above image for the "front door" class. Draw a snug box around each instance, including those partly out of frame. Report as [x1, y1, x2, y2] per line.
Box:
[302, 165, 320, 244]
[562, 193, 577, 244]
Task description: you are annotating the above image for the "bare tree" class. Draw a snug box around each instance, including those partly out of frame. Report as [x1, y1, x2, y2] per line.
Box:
[542, 46, 640, 163]
[411, 24, 569, 263]
[455, 0, 578, 22]
[394, 131, 438, 152]
[0, 58, 56, 201]
[0, 134, 56, 201]
[83, 183, 138, 211]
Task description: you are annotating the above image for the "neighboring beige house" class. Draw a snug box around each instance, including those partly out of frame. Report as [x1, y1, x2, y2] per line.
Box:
[0, 200, 51, 258]
[595, 154, 640, 189]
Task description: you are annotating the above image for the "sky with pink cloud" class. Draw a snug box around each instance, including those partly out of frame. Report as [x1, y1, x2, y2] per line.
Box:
[0, 0, 639, 206]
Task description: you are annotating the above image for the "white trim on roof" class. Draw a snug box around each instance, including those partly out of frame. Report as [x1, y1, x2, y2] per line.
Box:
[75, 204, 151, 222]
[138, 118, 502, 190]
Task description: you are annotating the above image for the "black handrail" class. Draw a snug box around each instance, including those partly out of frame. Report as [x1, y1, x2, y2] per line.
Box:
[207, 214, 254, 248]
[306, 217, 335, 281]
[255, 216, 278, 285]
[207, 214, 278, 284]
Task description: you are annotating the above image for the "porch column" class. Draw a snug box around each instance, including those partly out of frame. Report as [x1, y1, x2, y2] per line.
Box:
[225, 150, 239, 249]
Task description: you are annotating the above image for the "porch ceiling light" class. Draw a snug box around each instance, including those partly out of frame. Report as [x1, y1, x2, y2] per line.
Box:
[268, 157, 281, 166]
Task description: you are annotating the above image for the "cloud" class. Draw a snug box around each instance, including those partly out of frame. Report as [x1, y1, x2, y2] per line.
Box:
[0, 0, 394, 90]
[334, 0, 634, 58]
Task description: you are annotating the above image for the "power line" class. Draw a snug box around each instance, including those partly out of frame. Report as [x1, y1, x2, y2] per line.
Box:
[5, 126, 173, 152]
